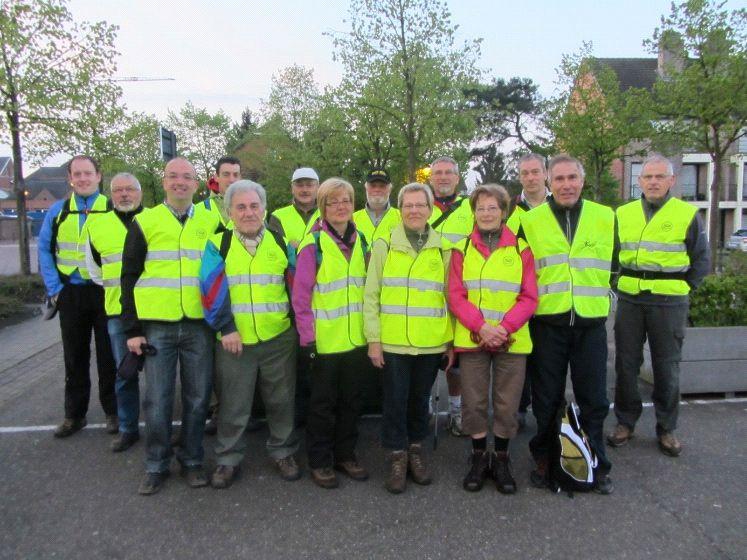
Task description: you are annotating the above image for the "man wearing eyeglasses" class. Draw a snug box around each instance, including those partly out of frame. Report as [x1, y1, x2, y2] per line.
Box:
[121, 157, 223, 495]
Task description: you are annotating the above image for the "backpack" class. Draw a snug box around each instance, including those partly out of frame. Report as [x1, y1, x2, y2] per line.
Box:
[548, 400, 598, 495]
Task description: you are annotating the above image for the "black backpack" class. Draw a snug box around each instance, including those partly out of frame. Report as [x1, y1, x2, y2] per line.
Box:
[548, 400, 598, 495]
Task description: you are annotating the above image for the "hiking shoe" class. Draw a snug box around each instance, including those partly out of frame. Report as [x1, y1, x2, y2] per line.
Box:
[204, 416, 218, 436]
[385, 451, 408, 494]
[658, 432, 682, 457]
[407, 443, 432, 485]
[593, 473, 614, 495]
[335, 460, 369, 481]
[462, 449, 490, 492]
[110, 431, 139, 453]
[138, 472, 169, 495]
[105, 415, 119, 435]
[492, 451, 517, 494]
[448, 412, 465, 437]
[607, 424, 634, 447]
[180, 466, 209, 488]
[211, 465, 239, 489]
[276, 455, 302, 481]
[53, 418, 87, 438]
[529, 457, 548, 488]
[310, 467, 338, 489]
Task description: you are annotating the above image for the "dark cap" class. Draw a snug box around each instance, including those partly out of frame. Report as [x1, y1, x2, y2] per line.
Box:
[366, 168, 390, 184]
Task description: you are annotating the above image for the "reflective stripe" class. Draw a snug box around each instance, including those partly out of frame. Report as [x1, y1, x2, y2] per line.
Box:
[101, 254, 122, 265]
[55, 257, 85, 267]
[102, 278, 120, 288]
[481, 309, 506, 321]
[135, 278, 182, 289]
[620, 242, 638, 251]
[316, 276, 365, 294]
[570, 257, 611, 271]
[536, 254, 569, 270]
[146, 250, 180, 261]
[56, 241, 78, 251]
[182, 277, 200, 287]
[232, 302, 289, 314]
[382, 277, 444, 291]
[464, 279, 520, 293]
[180, 249, 203, 260]
[313, 303, 363, 320]
[380, 305, 446, 318]
[621, 241, 687, 253]
[442, 232, 466, 243]
[623, 263, 690, 273]
[537, 282, 571, 296]
[227, 273, 284, 286]
[572, 286, 611, 297]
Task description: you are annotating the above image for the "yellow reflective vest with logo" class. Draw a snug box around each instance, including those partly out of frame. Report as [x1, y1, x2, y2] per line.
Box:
[379, 240, 452, 348]
[453, 238, 532, 353]
[55, 194, 109, 279]
[506, 205, 526, 235]
[428, 196, 474, 249]
[213, 231, 291, 344]
[617, 197, 696, 296]
[353, 206, 401, 243]
[298, 230, 366, 354]
[271, 205, 320, 245]
[134, 204, 220, 321]
[522, 201, 614, 319]
[86, 210, 132, 316]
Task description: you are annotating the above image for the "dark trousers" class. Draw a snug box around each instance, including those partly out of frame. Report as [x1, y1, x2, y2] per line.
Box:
[381, 352, 441, 450]
[306, 348, 366, 469]
[528, 319, 611, 474]
[294, 348, 313, 428]
[57, 283, 116, 420]
[614, 298, 687, 435]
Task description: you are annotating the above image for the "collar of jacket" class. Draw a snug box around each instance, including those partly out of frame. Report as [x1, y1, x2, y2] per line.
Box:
[389, 222, 442, 253]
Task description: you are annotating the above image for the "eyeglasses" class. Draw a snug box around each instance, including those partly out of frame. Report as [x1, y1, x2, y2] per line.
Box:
[165, 173, 197, 181]
[326, 199, 352, 208]
[401, 203, 429, 211]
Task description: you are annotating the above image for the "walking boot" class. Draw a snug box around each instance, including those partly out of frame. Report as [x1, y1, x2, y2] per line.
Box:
[492, 451, 517, 494]
[462, 449, 490, 492]
[385, 451, 408, 494]
[407, 443, 432, 485]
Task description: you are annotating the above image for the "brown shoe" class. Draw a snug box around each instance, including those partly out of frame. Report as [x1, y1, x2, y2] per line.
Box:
[211, 465, 239, 489]
[658, 432, 682, 457]
[105, 415, 119, 435]
[385, 451, 408, 494]
[276, 455, 302, 481]
[607, 424, 634, 447]
[335, 460, 369, 481]
[180, 465, 209, 488]
[310, 467, 338, 489]
[53, 418, 87, 438]
[529, 456, 548, 488]
[407, 443, 432, 485]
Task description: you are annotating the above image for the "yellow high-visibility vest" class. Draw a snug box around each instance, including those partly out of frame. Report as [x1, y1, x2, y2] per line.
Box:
[271, 205, 320, 245]
[353, 206, 401, 243]
[55, 194, 109, 280]
[429, 196, 474, 248]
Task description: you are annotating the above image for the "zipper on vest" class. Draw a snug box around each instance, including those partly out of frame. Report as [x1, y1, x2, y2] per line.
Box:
[565, 209, 575, 327]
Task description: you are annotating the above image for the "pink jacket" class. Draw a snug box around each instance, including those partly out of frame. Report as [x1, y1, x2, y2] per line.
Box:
[448, 225, 538, 351]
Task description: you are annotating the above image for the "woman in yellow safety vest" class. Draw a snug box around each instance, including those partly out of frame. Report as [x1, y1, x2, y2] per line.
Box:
[448, 184, 538, 494]
[364, 182, 454, 495]
[291, 178, 369, 490]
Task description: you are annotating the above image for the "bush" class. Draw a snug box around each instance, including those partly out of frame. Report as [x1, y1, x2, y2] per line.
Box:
[0, 274, 45, 319]
[689, 253, 746, 327]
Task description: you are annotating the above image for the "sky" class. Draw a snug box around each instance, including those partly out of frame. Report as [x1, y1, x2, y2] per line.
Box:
[2, 0, 742, 165]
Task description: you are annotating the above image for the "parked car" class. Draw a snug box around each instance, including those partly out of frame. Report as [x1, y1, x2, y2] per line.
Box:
[725, 229, 747, 252]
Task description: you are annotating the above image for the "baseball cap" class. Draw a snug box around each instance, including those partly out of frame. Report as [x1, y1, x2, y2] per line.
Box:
[366, 168, 390, 183]
[291, 167, 319, 182]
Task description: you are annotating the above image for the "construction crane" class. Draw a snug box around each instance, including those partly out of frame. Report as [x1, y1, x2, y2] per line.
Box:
[111, 76, 175, 82]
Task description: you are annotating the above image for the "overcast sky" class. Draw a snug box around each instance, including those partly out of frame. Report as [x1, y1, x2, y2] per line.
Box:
[3, 0, 742, 165]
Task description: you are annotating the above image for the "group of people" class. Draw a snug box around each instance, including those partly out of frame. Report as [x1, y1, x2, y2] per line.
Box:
[38, 150, 709, 497]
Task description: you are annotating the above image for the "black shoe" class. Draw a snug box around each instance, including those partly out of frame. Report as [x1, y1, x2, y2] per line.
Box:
[462, 450, 490, 492]
[593, 473, 614, 495]
[180, 466, 209, 488]
[492, 451, 517, 494]
[111, 431, 139, 453]
[53, 418, 87, 438]
[138, 472, 169, 495]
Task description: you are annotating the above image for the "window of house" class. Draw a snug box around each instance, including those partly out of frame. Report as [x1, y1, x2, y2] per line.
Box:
[680, 164, 698, 200]
[630, 163, 642, 199]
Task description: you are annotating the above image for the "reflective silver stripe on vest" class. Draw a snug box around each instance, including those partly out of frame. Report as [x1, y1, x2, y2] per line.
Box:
[481, 309, 506, 321]
[101, 254, 123, 265]
[464, 279, 520, 293]
[135, 278, 182, 289]
[313, 302, 363, 320]
[56, 241, 78, 251]
[569, 257, 611, 271]
[622, 240, 687, 253]
[180, 249, 203, 260]
[316, 276, 365, 294]
[537, 281, 571, 296]
[232, 302, 289, 314]
[182, 277, 200, 287]
[227, 273, 284, 286]
[623, 263, 690, 273]
[102, 278, 121, 288]
[441, 232, 466, 243]
[380, 305, 446, 318]
[56, 257, 85, 267]
[536, 254, 569, 270]
[572, 286, 611, 297]
[145, 250, 180, 261]
[382, 277, 444, 291]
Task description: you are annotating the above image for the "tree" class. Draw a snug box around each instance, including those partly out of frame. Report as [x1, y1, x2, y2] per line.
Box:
[329, 0, 482, 180]
[262, 65, 321, 142]
[547, 43, 654, 203]
[166, 101, 233, 182]
[0, 0, 121, 274]
[647, 0, 747, 269]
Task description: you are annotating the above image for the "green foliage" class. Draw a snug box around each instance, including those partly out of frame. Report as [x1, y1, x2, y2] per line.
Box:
[0, 274, 45, 318]
[689, 271, 746, 327]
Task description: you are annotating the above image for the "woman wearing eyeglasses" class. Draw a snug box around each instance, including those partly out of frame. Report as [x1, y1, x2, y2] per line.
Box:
[364, 182, 454, 494]
[448, 183, 537, 494]
[292, 177, 369, 490]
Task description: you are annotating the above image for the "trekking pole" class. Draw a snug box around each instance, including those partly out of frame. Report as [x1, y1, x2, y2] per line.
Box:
[433, 369, 441, 450]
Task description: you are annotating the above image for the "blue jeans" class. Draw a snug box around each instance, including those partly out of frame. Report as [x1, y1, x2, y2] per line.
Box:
[142, 320, 213, 474]
[108, 317, 140, 434]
